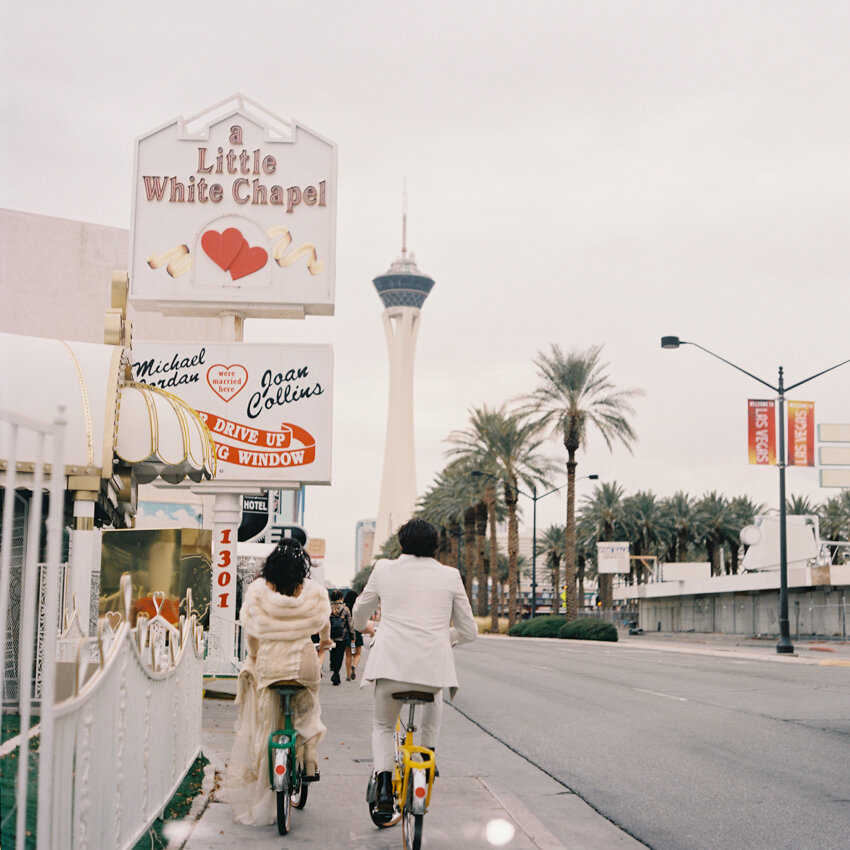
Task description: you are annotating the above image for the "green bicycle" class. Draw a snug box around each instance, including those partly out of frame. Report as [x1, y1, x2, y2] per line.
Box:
[268, 682, 319, 835]
[367, 690, 437, 850]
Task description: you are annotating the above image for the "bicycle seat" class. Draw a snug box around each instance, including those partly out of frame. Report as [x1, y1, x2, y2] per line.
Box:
[269, 680, 304, 693]
[392, 690, 435, 703]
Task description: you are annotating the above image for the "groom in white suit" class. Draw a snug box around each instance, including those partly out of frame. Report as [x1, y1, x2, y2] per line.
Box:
[352, 518, 478, 812]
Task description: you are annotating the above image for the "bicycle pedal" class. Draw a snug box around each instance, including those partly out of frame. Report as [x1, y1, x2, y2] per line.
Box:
[302, 772, 321, 783]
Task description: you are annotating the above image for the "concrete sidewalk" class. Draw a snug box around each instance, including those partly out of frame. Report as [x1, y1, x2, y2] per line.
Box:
[618, 631, 850, 666]
[181, 667, 645, 849]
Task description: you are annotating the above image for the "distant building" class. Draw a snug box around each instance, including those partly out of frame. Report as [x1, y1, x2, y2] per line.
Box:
[355, 519, 377, 573]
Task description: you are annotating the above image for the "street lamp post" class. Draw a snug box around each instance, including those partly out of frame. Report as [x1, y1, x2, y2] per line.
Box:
[471, 471, 599, 618]
[661, 336, 850, 655]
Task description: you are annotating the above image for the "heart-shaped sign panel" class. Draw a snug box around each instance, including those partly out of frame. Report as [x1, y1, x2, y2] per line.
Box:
[207, 364, 249, 402]
[201, 227, 246, 271]
[229, 244, 269, 280]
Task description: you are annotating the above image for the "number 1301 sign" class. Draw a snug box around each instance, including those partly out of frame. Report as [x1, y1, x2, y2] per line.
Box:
[214, 526, 236, 612]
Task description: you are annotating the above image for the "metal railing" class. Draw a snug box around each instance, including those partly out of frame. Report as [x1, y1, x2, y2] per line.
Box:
[1, 406, 66, 850]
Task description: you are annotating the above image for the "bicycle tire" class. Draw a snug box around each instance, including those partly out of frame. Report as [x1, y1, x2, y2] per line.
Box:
[402, 808, 423, 850]
[291, 780, 308, 809]
[276, 754, 292, 835]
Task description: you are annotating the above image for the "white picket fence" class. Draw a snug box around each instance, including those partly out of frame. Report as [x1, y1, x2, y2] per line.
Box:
[42, 580, 205, 850]
[2, 405, 206, 850]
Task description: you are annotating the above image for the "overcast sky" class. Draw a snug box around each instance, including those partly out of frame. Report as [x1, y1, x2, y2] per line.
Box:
[2, 1, 849, 585]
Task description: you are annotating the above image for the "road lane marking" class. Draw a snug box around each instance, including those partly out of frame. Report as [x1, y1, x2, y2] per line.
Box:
[634, 687, 687, 702]
[530, 664, 554, 671]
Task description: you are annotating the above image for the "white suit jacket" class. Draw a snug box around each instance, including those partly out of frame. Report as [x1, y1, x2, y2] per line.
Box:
[352, 554, 477, 690]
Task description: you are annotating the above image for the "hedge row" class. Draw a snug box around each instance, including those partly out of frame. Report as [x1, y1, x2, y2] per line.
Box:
[507, 615, 618, 642]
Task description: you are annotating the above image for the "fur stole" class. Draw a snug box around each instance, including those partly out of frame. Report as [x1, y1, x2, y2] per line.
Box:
[240, 576, 330, 641]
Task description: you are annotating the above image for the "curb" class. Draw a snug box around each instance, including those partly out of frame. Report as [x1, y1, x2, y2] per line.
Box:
[168, 761, 218, 849]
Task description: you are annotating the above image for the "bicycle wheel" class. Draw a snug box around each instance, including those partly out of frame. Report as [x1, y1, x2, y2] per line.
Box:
[291, 779, 308, 809]
[402, 808, 423, 850]
[276, 754, 292, 835]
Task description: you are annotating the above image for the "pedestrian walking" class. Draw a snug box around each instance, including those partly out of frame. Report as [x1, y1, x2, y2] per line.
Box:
[344, 589, 364, 681]
[328, 589, 354, 686]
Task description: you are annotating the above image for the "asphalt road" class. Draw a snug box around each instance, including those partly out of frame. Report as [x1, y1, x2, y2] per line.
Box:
[451, 636, 850, 850]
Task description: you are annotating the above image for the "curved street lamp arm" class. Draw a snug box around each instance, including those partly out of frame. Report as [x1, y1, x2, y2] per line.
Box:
[682, 340, 777, 393]
[784, 357, 850, 393]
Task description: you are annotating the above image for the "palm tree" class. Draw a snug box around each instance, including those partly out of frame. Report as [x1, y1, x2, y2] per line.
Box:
[537, 524, 565, 614]
[695, 491, 737, 576]
[622, 491, 672, 584]
[524, 344, 642, 620]
[819, 492, 850, 543]
[417, 459, 481, 592]
[786, 494, 816, 515]
[578, 481, 627, 610]
[446, 404, 557, 626]
[663, 491, 701, 563]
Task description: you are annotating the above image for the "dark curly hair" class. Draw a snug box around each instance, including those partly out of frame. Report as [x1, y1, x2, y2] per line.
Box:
[397, 518, 438, 558]
[260, 537, 310, 596]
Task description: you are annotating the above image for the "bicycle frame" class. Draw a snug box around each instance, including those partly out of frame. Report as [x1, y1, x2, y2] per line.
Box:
[393, 703, 435, 813]
[268, 689, 299, 792]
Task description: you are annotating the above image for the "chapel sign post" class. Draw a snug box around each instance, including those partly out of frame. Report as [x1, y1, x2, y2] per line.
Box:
[129, 95, 337, 670]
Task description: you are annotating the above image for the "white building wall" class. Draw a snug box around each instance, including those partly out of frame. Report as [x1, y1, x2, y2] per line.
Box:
[0, 208, 224, 344]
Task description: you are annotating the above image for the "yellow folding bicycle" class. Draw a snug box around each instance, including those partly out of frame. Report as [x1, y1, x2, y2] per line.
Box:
[367, 690, 436, 850]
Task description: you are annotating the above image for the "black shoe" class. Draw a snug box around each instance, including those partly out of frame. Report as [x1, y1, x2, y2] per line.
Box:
[331, 673, 340, 685]
[375, 771, 394, 812]
[350, 668, 356, 681]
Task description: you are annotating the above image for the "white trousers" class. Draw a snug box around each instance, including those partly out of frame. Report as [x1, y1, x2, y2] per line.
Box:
[372, 678, 443, 773]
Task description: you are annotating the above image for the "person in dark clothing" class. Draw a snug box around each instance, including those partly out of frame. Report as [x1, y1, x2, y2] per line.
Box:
[328, 589, 353, 686]
[344, 589, 364, 681]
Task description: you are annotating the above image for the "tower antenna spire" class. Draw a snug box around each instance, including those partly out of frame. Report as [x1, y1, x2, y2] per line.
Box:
[402, 178, 408, 258]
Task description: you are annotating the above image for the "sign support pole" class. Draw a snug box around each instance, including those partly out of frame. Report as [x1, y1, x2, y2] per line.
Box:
[206, 313, 245, 672]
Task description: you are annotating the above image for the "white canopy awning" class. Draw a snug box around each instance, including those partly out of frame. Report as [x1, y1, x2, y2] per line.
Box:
[0, 332, 215, 493]
[115, 382, 216, 484]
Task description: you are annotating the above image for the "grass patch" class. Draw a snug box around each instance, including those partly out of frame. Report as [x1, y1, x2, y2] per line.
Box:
[474, 616, 510, 635]
[2, 714, 38, 747]
[0, 724, 39, 850]
[132, 753, 210, 850]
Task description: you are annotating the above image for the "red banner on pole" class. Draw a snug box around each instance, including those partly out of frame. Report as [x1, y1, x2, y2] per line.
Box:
[787, 401, 815, 466]
[747, 400, 776, 465]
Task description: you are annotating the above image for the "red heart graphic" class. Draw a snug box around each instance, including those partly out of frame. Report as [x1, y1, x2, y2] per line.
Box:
[229, 244, 268, 280]
[206, 364, 248, 402]
[201, 228, 246, 271]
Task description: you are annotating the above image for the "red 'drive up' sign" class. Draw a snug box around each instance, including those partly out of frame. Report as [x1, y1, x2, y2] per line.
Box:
[787, 401, 815, 466]
[748, 400, 776, 465]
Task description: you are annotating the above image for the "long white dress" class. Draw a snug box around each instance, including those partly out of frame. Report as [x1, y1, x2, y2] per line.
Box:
[227, 577, 330, 826]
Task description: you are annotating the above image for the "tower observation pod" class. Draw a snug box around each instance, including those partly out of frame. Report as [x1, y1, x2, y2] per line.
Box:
[372, 227, 435, 552]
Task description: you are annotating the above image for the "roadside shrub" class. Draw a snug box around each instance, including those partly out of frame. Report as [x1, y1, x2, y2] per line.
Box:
[508, 615, 567, 638]
[558, 618, 618, 642]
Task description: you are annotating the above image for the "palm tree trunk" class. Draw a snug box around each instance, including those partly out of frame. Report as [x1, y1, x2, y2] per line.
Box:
[463, 507, 476, 603]
[505, 481, 519, 627]
[563, 450, 578, 620]
[577, 552, 585, 612]
[707, 539, 719, 576]
[552, 557, 561, 615]
[488, 486, 499, 633]
[475, 501, 488, 616]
